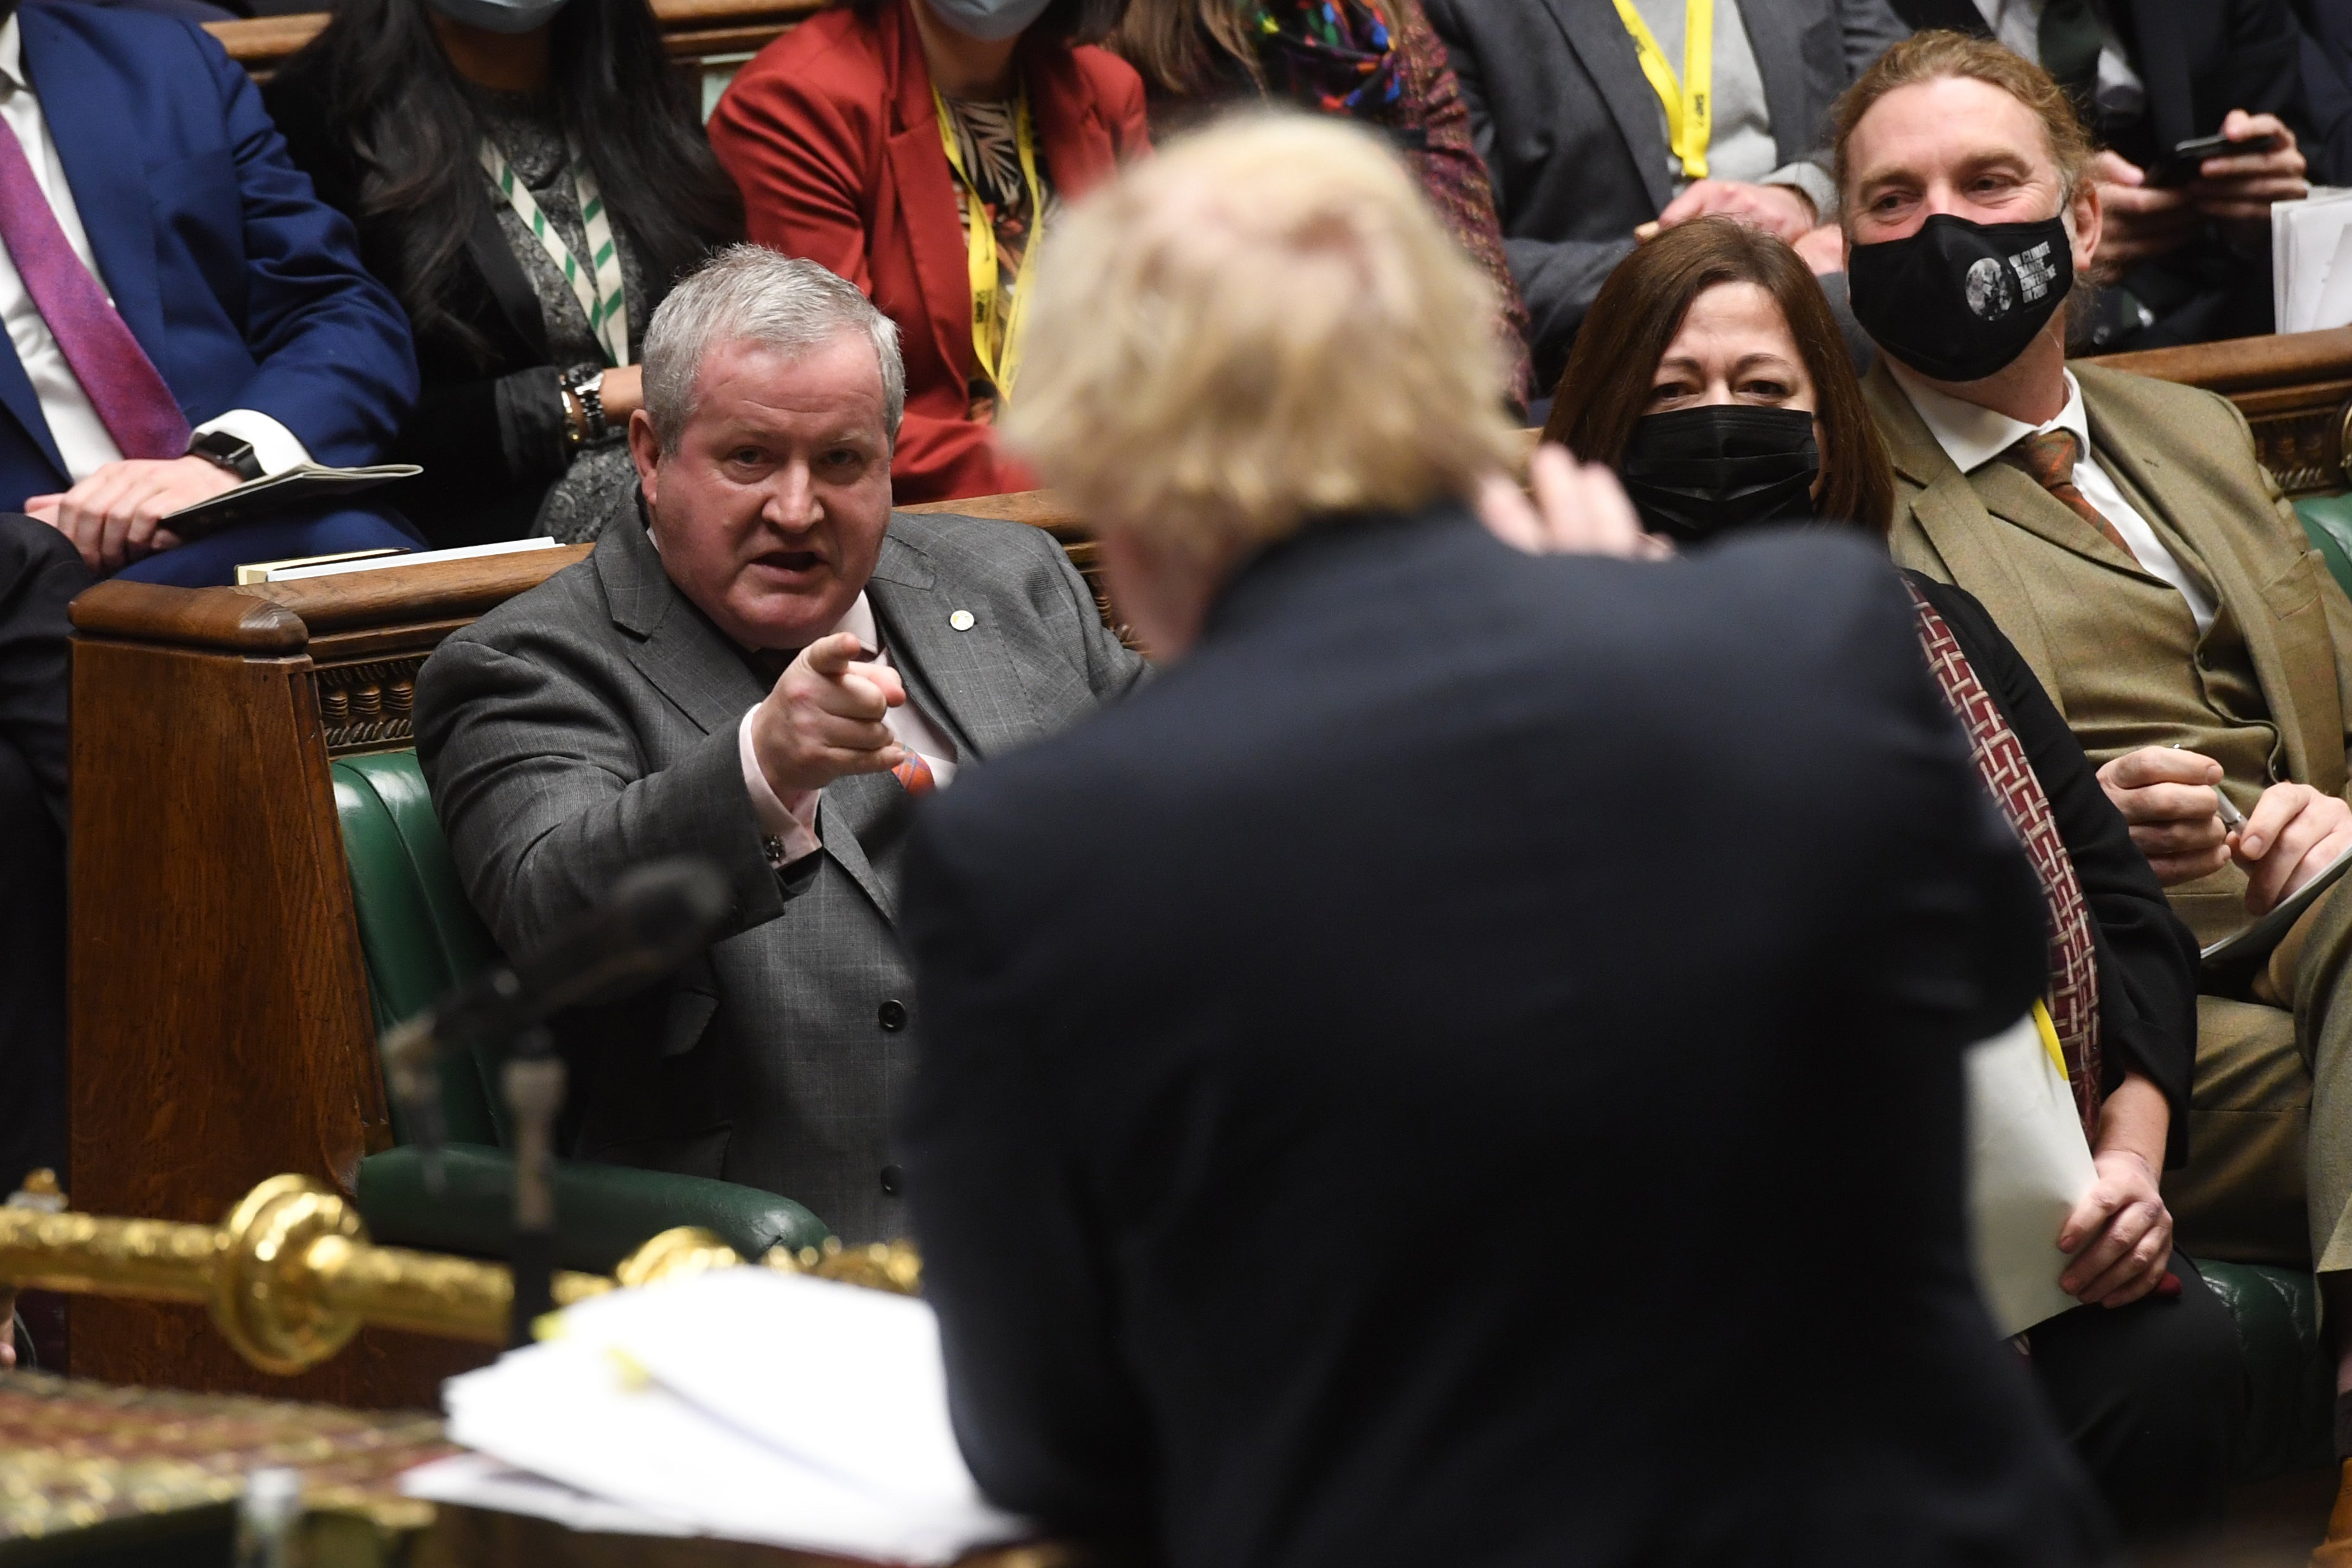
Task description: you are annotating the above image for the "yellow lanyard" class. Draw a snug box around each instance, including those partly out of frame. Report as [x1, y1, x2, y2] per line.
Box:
[1611, 0, 1714, 180]
[2030, 999, 2069, 1082]
[933, 87, 1047, 401]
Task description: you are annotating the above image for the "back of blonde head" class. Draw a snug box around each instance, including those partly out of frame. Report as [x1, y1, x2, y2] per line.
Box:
[1005, 113, 1520, 560]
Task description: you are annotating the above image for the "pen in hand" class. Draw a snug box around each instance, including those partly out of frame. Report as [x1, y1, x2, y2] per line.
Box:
[2171, 743, 2246, 833]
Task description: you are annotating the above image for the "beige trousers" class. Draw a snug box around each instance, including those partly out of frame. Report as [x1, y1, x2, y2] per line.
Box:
[2163, 878, 2352, 1273]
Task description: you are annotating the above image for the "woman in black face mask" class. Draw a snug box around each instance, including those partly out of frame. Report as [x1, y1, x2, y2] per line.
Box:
[1527, 217, 2241, 1545]
[1543, 216, 1887, 545]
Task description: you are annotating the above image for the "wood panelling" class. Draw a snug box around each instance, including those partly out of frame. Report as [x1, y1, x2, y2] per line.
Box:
[2080, 327, 2352, 498]
[203, 0, 823, 73]
[65, 557, 581, 1404]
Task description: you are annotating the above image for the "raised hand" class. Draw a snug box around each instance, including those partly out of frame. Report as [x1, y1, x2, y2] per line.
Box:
[748, 631, 907, 795]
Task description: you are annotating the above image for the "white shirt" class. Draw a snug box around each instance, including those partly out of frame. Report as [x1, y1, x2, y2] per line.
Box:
[735, 591, 960, 864]
[1969, 0, 2147, 130]
[0, 16, 308, 485]
[1889, 360, 2216, 633]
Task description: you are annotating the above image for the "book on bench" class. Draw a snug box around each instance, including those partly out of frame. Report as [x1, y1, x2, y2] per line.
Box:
[162, 460, 421, 538]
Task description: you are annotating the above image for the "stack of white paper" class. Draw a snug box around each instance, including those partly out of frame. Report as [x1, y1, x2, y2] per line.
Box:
[402, 1267, 1031, 1564]
[1964, 1013, 2099, 1337]
[2273, 189, 2352, 334]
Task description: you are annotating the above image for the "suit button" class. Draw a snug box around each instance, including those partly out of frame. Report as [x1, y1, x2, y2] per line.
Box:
[878, 999, 907, 1032]
[880, 1165, 904, 1196]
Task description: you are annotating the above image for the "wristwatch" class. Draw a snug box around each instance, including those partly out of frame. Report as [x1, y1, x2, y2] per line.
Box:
[186, 429, 263, 482]
[560, 365, 609, 449]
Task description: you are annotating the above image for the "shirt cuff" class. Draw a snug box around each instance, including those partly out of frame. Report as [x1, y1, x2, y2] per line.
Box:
[738, 708, 821, 865]
[191, 410, 312, 478]
[1761, 161, 1836, 225]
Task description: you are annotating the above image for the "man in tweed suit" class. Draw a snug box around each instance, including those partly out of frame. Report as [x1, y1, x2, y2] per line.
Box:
[414, 248, 1144, 1242]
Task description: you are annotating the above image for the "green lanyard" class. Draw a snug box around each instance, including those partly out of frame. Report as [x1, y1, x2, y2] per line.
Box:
[478, 135, 631, 367]
[1612, 0, 1714, 180]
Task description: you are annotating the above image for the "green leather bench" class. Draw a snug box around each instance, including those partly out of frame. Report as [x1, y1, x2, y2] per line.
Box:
[332, 750, 828, 1274]
[2299, 495, 2352, 605]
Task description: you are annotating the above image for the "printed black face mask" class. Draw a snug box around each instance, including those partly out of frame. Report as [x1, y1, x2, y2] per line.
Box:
[1847, 212, 2074, 383]
[1617, 403, 1819, 545]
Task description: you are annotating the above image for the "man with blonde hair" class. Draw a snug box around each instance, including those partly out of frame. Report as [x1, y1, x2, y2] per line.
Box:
[1835, 32, 2352, 1545]
[896, 113, 2107, 1568]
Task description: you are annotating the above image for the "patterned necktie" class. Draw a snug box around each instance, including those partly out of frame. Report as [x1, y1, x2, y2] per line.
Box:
[892, 750, 935, 795]
[0, 120, 190, 461]
[2001, 428, 2139, 564]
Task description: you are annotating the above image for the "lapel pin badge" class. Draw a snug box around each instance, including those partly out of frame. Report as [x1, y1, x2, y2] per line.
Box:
[949, 609, 975, 631]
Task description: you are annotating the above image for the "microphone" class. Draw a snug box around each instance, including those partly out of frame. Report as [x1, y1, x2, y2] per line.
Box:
[381, 856, 733, 1179]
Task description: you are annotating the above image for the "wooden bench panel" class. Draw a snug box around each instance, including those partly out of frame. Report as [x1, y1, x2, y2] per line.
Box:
[204, 0, 823, 77]
[2080, 326, 2352, 498]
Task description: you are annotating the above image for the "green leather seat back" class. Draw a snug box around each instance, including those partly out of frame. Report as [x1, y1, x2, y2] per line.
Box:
[332, 751, 506, 1147]
[2197, 1258, 2335, 1482]
[2295, 495, 2352, 604]
[357, 1144, 829, 1274]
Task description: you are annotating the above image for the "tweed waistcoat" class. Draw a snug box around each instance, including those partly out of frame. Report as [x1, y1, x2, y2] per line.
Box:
[1870, 358, 2352, 949]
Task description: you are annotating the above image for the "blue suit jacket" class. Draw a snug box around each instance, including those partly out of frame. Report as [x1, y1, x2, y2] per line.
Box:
[0, 3, 416, 507]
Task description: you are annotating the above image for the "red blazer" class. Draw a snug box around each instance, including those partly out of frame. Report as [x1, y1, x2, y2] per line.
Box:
[709, 0, 1148, 503]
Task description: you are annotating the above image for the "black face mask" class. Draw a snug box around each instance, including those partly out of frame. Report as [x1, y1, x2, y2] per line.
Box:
[1618, 404, 1819, 545]
[1847, 212, 2075, 383]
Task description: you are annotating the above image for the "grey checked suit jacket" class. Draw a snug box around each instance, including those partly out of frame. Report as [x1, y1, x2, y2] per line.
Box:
[1424, 0, 1908, 389]
[414, 507, 1146, 1241]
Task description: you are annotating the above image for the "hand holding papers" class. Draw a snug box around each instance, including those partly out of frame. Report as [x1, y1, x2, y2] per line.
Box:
[408, 1267, 1030, 1564]
[1966, 1011, 2099, 1337]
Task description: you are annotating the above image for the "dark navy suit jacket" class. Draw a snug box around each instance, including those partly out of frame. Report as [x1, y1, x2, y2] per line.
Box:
[0, 2, 415, 509]
[899, 510, 2110, 1568]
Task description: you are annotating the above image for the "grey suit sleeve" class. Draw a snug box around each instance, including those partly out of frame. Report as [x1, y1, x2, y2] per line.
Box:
[1510, 236, 1640, 393]
[1047, 540, 1149, 699]
[415, 637, 793, 961]
[1423, 0, 1635, 388]
[1839, 0, 1913, 79]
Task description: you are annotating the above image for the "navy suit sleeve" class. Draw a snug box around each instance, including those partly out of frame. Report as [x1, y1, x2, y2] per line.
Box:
[193, 25, 417, 465]
[897, 806, 1153, 1536]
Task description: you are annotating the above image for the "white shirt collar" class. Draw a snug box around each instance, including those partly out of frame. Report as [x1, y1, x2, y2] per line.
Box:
[833, 591, 881, 657]
[1887, 358, 2091, 476]
[0, 16, 27, 95]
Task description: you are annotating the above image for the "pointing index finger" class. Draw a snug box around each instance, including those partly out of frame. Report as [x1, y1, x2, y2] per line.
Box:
[800, 632, 866, 678]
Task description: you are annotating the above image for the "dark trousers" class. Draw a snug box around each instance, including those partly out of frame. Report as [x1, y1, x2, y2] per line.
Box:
[2026, 1253, 2246, 1541]
[0, 514, 89, 1198]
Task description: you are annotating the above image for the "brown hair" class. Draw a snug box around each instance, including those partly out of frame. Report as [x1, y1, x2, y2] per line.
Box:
[1829, 29, 2096, 208]
[1111, 0, 1263, 96]
[1541, 218, 1894, 534]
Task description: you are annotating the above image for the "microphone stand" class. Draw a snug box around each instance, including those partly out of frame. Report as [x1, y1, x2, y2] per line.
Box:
[502, 1028, 564, 1348]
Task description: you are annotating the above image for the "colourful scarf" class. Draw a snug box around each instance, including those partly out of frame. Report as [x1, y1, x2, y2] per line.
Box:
[1252, 0, 1403, 119]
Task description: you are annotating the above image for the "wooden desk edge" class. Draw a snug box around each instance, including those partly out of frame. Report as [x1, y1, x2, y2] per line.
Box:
[2078, 325, 2352, 395]
[203, 0, 825, 65]
[60, 495, 1088, 655]
[68, 546, 593, 653]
